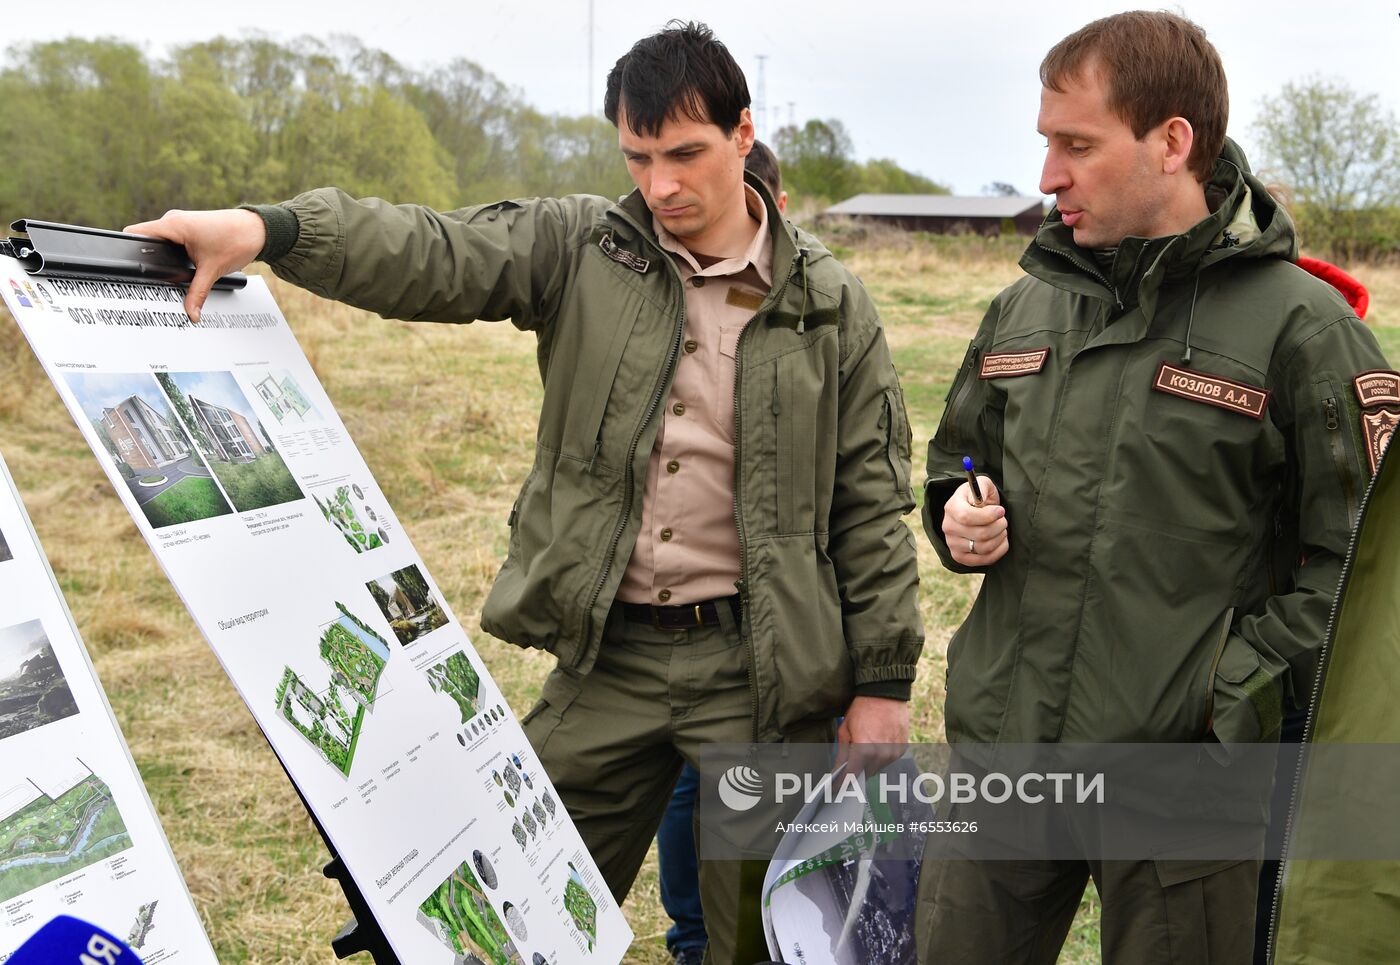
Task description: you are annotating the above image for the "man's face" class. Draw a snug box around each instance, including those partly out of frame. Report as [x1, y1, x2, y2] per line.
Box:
[1037, 63, 1171, 248]
[618, 104, 753, 247]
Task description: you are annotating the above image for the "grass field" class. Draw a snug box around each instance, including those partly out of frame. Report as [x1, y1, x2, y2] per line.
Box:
[0, 235, 1395, 963]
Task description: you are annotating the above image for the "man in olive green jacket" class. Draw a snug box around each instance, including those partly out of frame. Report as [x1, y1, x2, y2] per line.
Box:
[130, 23, 921, 965]
[919, 11, 1392, 964]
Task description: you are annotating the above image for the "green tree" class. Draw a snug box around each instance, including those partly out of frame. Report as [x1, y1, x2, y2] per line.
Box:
[1254, 77, 1400, 258]
[774, 118, 857, 202]
[1255, 77, 1400, 212]
[856, 158, 948, 195]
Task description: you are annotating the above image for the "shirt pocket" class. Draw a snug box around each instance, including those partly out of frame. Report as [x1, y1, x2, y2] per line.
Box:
[719, 324, 742, 360]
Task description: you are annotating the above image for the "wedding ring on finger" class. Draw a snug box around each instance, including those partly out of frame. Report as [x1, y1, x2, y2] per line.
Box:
[967, 538, 976, 554]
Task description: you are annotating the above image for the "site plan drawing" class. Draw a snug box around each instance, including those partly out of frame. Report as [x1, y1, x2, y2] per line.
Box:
[0, 767, 131, 902]
[425, 651, 483, 725]
[275, 603, 390, 777]
[3, 252, 631, 963]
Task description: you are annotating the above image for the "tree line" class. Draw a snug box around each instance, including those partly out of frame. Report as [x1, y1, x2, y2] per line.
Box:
[0, 38, 1391, 261]
[0, 35, 942, 231]
[1254, 78, 1400, 262]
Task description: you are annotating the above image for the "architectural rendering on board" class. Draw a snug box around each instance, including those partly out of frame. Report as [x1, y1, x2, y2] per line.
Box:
[187, 394, 270, 463]
[102, 395, 191, 472]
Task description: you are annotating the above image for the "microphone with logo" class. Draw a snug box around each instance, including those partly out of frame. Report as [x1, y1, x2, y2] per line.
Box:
[7, 914, 144, 965]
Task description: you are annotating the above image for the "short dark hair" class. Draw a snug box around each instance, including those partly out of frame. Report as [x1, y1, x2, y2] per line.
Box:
[604, 21, 750, 137]
[1041, 11, 1227, 181]
[745, 140, 782, 197]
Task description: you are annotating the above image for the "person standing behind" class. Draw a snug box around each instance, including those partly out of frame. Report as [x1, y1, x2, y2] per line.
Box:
[919, 11, 1392, 963]
[653, 138, 787, 965]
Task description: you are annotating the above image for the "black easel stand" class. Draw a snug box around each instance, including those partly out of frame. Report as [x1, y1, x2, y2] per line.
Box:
[323, 854, 401, 963]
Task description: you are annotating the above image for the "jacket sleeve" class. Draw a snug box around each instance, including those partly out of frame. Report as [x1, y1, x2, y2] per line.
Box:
[828, 281, 925, 700]
[922, 295, 1006, 573]
[1210, 313, 1392, 750]
[258, 188, 603, 330]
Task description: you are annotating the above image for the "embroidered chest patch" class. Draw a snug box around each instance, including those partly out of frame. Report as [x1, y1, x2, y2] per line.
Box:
[979, 348, 1050, 379]
[1152, 363, 1270, 420]
[599, 235, 650, 273]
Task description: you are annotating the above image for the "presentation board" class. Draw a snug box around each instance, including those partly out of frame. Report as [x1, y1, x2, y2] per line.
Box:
[1, 256, 632, 964]
[0, 450, 217, 963]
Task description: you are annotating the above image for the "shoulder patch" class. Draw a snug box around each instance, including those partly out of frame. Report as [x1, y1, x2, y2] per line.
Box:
[1361, 408, 1398, 475]
[1354, 370, 1400, 409]
[979, 348, 1049, 379]
[1153, 363, 1270, 420]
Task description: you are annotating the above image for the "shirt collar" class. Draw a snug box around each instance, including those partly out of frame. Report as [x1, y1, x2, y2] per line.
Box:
[653, 184, 773, 287]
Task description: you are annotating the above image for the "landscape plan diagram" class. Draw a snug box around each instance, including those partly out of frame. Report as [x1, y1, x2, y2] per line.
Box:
[0, 760, 132, 902]
[417, 859, 524, 965]
[425, 650, 483, 725]
[275, 603, 391, 777]
[252, 369, 319, 424]
[315, 483, 385, 554]
[0, 618, 79, 741]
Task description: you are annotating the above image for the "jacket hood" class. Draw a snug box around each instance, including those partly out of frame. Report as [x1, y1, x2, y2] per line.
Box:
[1025, 136, 1299, 314]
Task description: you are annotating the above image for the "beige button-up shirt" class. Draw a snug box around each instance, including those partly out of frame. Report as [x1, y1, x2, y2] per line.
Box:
[616, 186, 775, 605]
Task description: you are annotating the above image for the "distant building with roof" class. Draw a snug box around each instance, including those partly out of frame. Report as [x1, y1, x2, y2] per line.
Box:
[821, 194, 1045, 236]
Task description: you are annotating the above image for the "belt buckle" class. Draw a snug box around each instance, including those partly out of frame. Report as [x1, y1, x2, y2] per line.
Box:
[651, 603, 704, 631]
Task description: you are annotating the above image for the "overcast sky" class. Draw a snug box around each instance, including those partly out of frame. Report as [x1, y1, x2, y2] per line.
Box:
[6, 1, 1397, 197]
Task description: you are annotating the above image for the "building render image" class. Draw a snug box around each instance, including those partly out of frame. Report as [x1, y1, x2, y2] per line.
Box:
[189, 395, 268, 463]
[102, 396, 190, 471]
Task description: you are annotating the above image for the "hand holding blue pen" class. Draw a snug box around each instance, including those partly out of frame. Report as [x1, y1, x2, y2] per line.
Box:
[963, 456, 984, 506]
[941, 455, 1008, 566]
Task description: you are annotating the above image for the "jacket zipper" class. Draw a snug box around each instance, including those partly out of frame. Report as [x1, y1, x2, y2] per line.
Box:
[734, 250, 803, 741]
[1265, 427, 1393, 962]
[1323, 396, 1359, 524]
[945, 345, 981, 453]
[1034, 238, 1123, 310]
[577, 226, 686, 667]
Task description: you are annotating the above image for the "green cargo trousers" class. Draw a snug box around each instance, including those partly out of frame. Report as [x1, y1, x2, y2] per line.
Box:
[916, 850, 1262, 964]
[522, 602, 834, 965]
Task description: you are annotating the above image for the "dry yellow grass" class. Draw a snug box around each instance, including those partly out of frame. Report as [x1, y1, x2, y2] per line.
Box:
[0, 241, 1394, 964]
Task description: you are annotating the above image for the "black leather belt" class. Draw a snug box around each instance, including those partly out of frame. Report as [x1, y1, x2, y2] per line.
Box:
[619, 594, 742, 631]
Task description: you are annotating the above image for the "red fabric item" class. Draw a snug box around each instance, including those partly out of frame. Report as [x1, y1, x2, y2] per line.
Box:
[1297, 255, 1370, 319]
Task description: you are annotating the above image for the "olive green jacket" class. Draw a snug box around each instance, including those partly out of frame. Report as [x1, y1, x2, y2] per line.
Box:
[924, 141, 1390, 746]
[259, 175, 923, 740]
